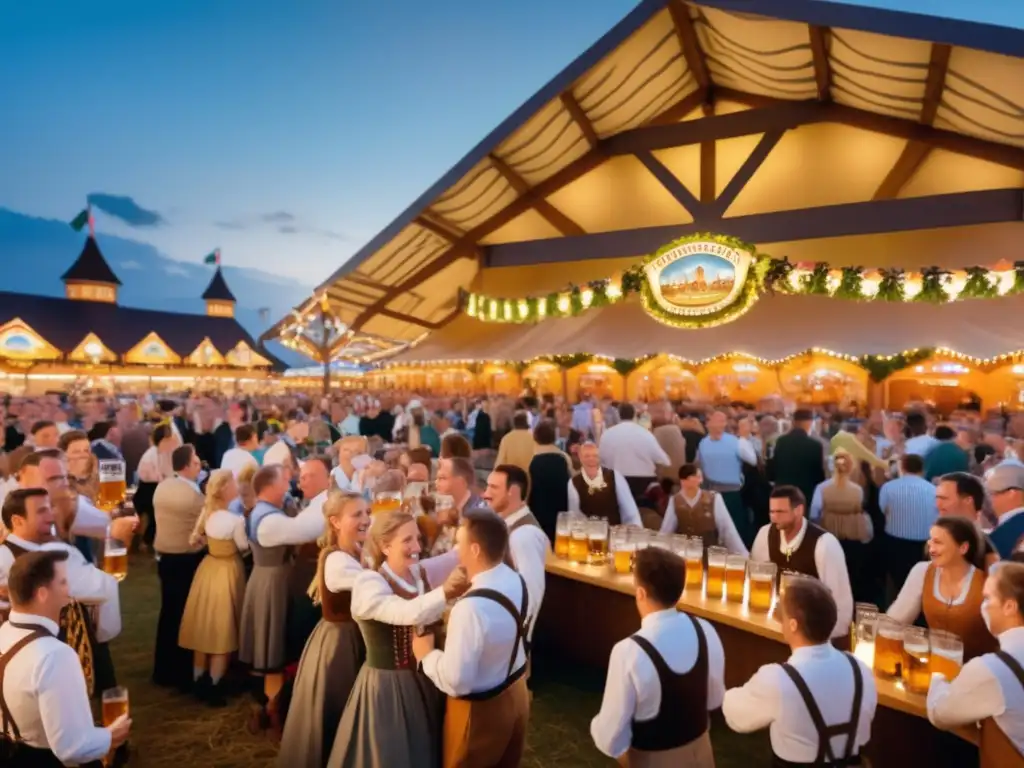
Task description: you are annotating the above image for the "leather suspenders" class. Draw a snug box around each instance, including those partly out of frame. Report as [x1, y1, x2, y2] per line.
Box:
[779, 653, 864, 766]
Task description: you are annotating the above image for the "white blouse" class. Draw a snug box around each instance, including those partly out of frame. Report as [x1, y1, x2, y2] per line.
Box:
[887, 561, 976, 625]
[203, 509, 249, 552]
[324, 550, 363, 593]
[349, 550, 460, 626]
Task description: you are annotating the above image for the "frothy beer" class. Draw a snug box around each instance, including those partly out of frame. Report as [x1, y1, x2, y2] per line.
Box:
[748, 575, 773, 613]
[103, 545, 129, 582]
[101, 687, 129, 726]
[725, 565, 745, 604]
[706, 564, 725, 599]
[97, 460, 127, 513]
[684, 558, 703, 590]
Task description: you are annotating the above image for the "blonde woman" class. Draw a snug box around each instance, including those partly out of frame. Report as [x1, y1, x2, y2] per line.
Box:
[178, 469, 248, 706]
[327, 512, 468, 768]
[812, 449, 873, 601]
[279, 492, 370, 767]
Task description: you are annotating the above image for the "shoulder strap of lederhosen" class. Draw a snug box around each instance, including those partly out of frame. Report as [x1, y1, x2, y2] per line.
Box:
[995, 650, 1024, 689]
[0, 624, 51, 742]
[630, 611, 707, 681]
[780, 652, 863, 764]
[463, 574, 529, 677]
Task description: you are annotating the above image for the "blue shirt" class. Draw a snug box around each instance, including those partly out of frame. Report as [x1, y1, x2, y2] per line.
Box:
[697, 433, 744, 487]
[879, 474, 938, 541]
[247, 500, 284, 543]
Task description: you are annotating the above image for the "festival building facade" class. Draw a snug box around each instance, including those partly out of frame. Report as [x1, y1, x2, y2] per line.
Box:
[0, 234, 280, 394]
[267, 0, 1024, 410]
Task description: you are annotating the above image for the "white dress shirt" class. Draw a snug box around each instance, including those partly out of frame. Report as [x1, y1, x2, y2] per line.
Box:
[0, 535, 121, 642]
[70, 495, 111, 539]
[350, 556, 455, 626]
[598, 421, 670, 478]
[750, 519, 853, 640]
[659, 492, 749, 556]
[203, 509, 249, 552]
[591, 608, 725, 758]
[0, 612, 112, 764]
[324, 550, 363, 593]
[723, 643, 877, 762]
[331, 465, 362, 494]
[929, 626, 1024, 752]
[886, 561, 975, 625]
[421, 562, 526, 697]
[566, 470, 642, 527]
[256, 491, 327, 547]
[503, 506, 549, 642]
[219, 447, 259, 478]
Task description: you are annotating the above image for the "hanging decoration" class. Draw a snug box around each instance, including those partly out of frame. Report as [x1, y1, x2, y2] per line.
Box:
[460, 231, 1024, 329]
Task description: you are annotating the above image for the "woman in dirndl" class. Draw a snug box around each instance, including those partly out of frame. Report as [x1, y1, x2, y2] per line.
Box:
[178, 469, 248, 706]
[326, 511, 464, 768]
[278, 491, 369, 767]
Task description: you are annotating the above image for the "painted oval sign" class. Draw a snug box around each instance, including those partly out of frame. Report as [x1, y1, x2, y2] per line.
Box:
[643, 240, 753, 317]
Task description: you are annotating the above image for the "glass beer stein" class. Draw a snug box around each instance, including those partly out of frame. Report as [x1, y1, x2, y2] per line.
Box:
[610, 527, 634, 574]
[902, 626, 932, 694]
[587, 518, 609, 566]
[929, 629, 964, 681]
[747, 561, 776, 614]
[706, 546, 728, 600]
[97, 459, 127, 513]
[684, 538, 704, 591]
[373, 490, 403, 517]
[852, 603, 879, 668]
[102, 686, 129, 725]
[555, 512, 572, 559]
[725, 555, 748, 604]
[874, 616, 904, 680]
[102, 535, 129, 582]
[568, 518, 589, 564]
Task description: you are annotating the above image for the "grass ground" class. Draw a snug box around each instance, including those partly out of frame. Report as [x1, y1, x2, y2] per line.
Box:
[114, 554, 771, 767]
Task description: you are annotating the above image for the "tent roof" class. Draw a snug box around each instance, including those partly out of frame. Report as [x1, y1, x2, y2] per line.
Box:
[389, 293, 1024, 364]
[61, 236, 122, 286]
[274, 0, 1024, 347]
[201, 267, 236, 302]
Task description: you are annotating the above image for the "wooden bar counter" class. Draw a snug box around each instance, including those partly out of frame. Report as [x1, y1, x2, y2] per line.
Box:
[534, 555, 979, 768]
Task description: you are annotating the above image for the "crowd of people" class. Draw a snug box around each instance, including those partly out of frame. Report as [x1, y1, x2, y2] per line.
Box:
[1, 387, 1024, 766]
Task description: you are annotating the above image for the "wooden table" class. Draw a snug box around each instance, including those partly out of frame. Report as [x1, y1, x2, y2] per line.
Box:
[535, 555, 979, 767]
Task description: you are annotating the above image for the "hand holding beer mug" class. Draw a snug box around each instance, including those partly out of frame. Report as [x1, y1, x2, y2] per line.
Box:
[103, 686, 132, 763]
[434, 494, 458, 527]
[99, 461, 130, 582]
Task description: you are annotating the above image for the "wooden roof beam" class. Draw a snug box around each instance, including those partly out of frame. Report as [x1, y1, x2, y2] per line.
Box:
[377, 307, 451, 330]
[488, 153, 585, 236]
[808, 25, 832, 101]
[668, 0, 710, 98]
[415, 212, 464, 242]
[559, 91, 599, 150]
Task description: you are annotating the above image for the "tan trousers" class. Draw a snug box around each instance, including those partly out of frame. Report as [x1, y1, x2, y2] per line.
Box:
[626, 730, 716, 768]
[443, 677, 530, 768]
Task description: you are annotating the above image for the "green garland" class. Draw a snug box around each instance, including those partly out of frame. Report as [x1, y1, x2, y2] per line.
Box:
[858, 349, 934, 383]
[834, 266, 864, 300]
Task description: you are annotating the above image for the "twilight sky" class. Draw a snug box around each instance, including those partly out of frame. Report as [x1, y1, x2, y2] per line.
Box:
[1, 0, 1020, 285]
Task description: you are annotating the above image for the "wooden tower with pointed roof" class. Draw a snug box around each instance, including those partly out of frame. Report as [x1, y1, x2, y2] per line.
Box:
[61, 236, 121, 303]
[202, 266, 236, 318]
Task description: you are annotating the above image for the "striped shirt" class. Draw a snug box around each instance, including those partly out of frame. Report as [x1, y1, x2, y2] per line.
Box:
[879, 474, 938, 541]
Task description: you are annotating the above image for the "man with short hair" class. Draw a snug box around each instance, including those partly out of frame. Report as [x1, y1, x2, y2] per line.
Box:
[880, 453, 938, 599]
[696, 409, 757, 546]
[433, 457, 485, 556]
[28, 421, 59, 450]
[751, 486, 853, 644]
[495, 412, 536, 475]
[567, 442, 641, 529]
[925, 425, 970, 481]
[723, 579, 877, 764]
[0, 550, 131, 766]
[591, 546, 724, 766]
[928, 562, 1024, 763]
[660, 464, 748, 555]
[938, 472, 999, 569]
[904, 410, 939, 458]
[151, 444, 206, 689]
[413, 509, 531, 768]
[769, 409, 826, 511]
[484, 465, 548, 659]
[987, 464, 1024, 560]
[599, 403, 671, 500]
[331, 435, 366, 493]
[220, 423, 260, 478]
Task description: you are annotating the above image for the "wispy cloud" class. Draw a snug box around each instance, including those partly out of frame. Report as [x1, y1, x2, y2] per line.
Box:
[262, 211, 295, 224]
[214, 220, 247, 230]
[213, 211, 353, 243]
[119, 259, 143, 270]
[88, 193, 165, 227]
[163, 263, 190, 277]
[279, 225, 299, 234]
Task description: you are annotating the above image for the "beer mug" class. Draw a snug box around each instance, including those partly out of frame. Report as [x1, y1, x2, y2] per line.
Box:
[706, 546, 728, 600]
[568, 518, 589, 564]
[587, 518, 609, 566]
[101, 686, 129, 725]
[611, 527, 634, 575]
[102, 535, 128, 582]
[670, 534, 689, 557]
[852, 604, 879, 668]
[372, 490, 403, 517]
[554, 512, 572, 560]
[929, 629, 964, 681]
[683, 537, 704, 591]
[874, 616, 904, 680]
[650, 533, 673, 551]
[747, 561, 776, 614]
[97, 459, 127, 513]
[902, 626, 931, 694]
[725, 555, 748, 604]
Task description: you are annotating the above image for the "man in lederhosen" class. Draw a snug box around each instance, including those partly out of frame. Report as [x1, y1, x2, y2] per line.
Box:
[413, 508, 530, 768]
[590, 546, 724, 766]
[723, 578, 877, 766]
[750, 485, 854, 648]
[658, 464, 748, 555]
[566, 442, 642, 528]
[929, 562, 1024, 767]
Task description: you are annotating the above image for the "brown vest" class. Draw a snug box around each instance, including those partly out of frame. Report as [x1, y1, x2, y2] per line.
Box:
[571, 469, 620, 525]
[319, 554, 355, 623]
[981, 652, 1024, 768]
[672, 491, 719, 548]
[768, 522, 825, 585]
[921, 564, 998, 662]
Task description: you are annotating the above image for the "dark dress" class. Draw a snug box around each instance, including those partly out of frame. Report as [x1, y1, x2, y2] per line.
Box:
[528, 452, 571, 542]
